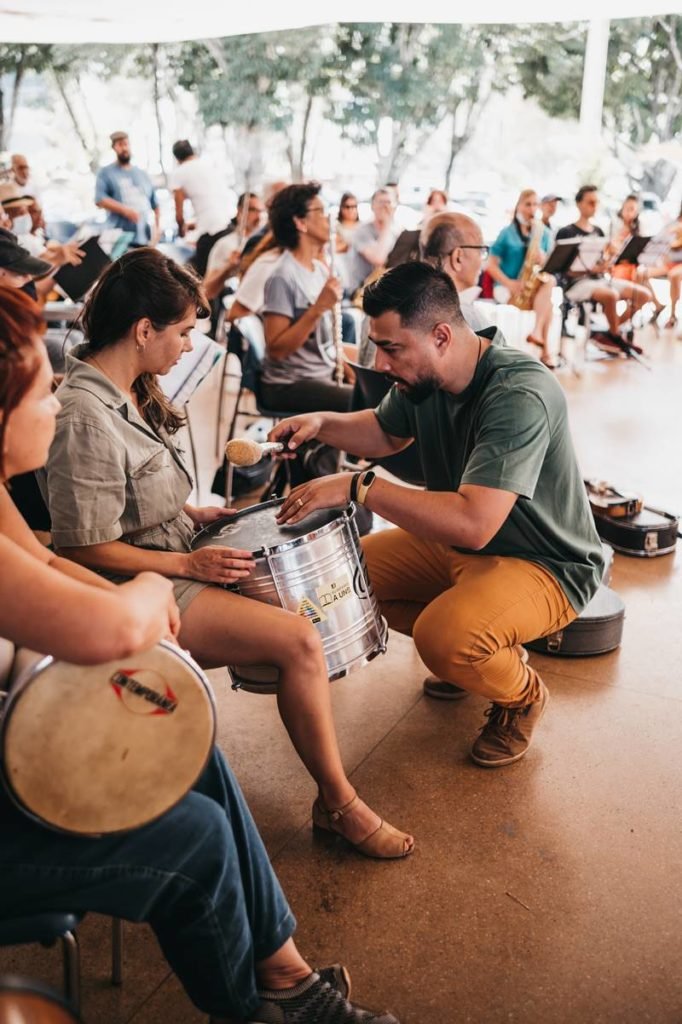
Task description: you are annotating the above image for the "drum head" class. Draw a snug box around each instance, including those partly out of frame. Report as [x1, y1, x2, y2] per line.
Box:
[2, 643, 215, 836]
[192, 499, 346, 555]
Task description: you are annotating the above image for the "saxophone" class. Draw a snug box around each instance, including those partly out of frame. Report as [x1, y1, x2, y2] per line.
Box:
[510, 214, 553, 311]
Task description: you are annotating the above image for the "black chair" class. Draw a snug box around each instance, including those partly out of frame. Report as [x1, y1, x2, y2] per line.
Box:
[347, 362, 425, 486]
[0, 914, 123, 1013]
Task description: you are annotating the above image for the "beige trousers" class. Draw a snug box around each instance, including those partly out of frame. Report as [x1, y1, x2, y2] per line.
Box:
[362, 528, 576, 707]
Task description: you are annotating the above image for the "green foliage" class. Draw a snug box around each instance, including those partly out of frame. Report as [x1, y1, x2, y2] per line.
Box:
[175, 28, 334, 132]
[510, 16, 682, 145]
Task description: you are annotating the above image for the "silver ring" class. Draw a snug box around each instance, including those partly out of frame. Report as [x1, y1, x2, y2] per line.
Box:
[296, 497, 304, 509]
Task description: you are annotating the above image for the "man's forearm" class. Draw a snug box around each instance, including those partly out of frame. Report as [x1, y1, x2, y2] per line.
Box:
[97, 197, 129, 218]
[315, 410, 409, 458]
[363, 478, 484, 549]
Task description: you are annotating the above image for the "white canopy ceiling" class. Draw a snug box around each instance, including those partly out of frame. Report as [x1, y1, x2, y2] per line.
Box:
[0, 0, 678, 43]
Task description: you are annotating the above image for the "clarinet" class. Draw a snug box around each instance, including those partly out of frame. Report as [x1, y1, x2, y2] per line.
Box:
[328, 215, 345, 386]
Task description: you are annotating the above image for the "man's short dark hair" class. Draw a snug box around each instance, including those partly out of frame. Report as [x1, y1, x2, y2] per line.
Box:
[268, 182, 321, 250]
[363, 262, 465, 330]
[172, 139, 194, 162]
[575, 184, 598, 204]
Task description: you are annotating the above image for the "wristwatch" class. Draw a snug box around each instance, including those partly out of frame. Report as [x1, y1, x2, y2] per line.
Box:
[357, 470, 376, 506]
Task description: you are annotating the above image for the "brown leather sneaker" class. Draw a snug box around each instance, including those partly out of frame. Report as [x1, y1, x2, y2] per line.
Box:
[471, 680, 549, 768]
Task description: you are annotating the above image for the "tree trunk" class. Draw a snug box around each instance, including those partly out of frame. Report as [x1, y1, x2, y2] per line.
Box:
[285, 137, 297, 181]
[0, 82, 5, 153]
[152, 43, 167, 184]
[296, 93, 314, 182]
[52, 69, 99, 173]
[7, 51, 27, 147]
[444, 103, 462, 193]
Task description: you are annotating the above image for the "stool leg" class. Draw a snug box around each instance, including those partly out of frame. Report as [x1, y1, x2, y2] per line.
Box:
[111, 917, 123, 986]
[61, 929, 81, 1012]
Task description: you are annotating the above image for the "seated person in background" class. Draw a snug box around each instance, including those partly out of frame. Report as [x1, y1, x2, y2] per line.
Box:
[345, 189, 400, 297]
[241, 181, 289, 260]
[540, 194, 560, 233]
[40, 249, 412, 863]
[0, 230, 53, 295]
[262, 183, 353, 413]
[227, 232, 283, 322]
[555, 185, 651, 347]
[203, 192, 265, 301]
[386, 189, 448, 270]
[269, 263, 604, 771]
[420, 211, 494, 333]
[0, 184, 84, 282]
[335, 191, 361, 252]
[607, 194, 665, 323]
[0, 285, 402, 1024]
[485, 189, 558, 367]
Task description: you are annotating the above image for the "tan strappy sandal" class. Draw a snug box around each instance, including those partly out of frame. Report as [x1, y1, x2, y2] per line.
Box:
[312, 793, 414, 860]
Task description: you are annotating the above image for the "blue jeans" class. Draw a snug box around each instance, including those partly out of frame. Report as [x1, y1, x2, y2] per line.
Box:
[0, 747, 296, 1019]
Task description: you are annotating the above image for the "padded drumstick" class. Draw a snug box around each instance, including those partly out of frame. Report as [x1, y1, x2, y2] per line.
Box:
[225, 438, 285, 467]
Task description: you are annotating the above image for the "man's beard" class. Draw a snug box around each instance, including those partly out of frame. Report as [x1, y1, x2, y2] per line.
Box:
[387, 373, 439, 405]
[117, 153, 131, 165]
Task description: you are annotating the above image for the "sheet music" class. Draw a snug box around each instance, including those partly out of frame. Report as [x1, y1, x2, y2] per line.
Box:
[638, 234, 674, 268]
[569, 235, 606, 272]
[160, 329, 224, 405]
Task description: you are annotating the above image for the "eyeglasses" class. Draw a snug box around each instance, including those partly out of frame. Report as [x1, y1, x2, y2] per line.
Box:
[342, 203, 358, 210]
[306, 204, 326, 216]
[457, 245, 490, 258]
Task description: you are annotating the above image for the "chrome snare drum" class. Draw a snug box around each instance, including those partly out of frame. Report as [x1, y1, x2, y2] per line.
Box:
[191, 500, 388, 692]
[0, 641, 216, 836]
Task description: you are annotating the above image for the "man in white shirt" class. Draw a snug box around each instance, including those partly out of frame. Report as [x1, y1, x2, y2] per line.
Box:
[203, 192, 265, 300]
[170, 139, 234, 275]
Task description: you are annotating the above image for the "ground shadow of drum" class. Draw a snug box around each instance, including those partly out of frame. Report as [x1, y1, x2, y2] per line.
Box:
[191, 500, 388, 693]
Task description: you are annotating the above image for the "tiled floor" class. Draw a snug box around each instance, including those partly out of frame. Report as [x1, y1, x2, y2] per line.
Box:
[2, 324, 681, 1023]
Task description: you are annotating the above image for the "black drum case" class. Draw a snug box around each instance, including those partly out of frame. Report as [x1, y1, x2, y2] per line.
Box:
[526, 582, 625, 657]
[592, 506, 679, 557]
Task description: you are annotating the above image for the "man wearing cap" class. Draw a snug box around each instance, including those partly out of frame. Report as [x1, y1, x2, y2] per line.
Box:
[95, 132, 160, 247]
[0, 182, 37, 252]
[0, 185, 84, 273]
[540, 195, 561, 234]
[0, 229, 53, 293]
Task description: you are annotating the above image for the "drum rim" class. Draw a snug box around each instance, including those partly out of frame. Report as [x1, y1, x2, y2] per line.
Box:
[192, 499, 356, 559]
[0, 640, 217, 838]
[0, 974, 82, 1021]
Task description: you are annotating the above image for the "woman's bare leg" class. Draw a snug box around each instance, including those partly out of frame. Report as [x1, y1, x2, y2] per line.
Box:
[666, 266, 682, 326]
[616, 282, 651, 324]
[179, 589, 412, 851]
[529, 280, 555, 360]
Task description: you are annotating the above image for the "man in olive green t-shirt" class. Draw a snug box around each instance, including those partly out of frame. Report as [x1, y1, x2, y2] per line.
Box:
[270, 263, 604, 769]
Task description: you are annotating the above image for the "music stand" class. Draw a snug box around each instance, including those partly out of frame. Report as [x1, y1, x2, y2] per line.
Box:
[543, 241, 580, 276]
[638, 234, 679, 268]
[614, 236, 651, 266]
[53, 236, 111, 302]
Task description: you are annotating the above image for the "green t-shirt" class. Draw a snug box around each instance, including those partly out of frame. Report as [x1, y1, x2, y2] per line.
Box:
[374, 338, 604, 613]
